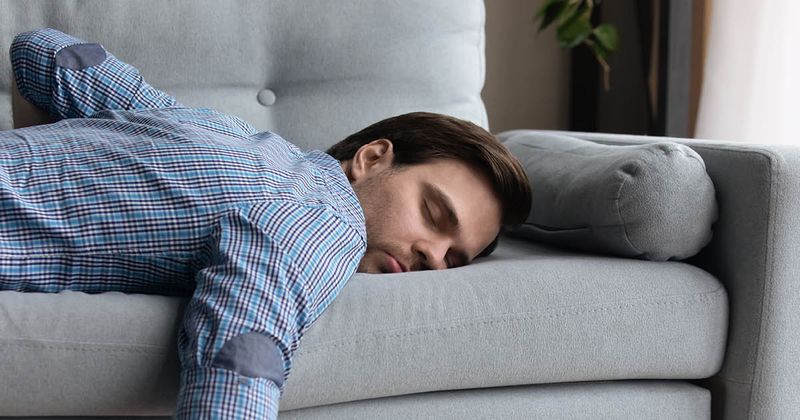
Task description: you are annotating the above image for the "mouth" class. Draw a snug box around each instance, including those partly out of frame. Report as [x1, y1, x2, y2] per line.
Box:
[384, 252, 407, 273]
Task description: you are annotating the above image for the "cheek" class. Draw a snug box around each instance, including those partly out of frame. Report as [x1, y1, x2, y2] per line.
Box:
[371, 199, 420, 240]
[365, 189, 424, 244]
[386, 193, 425, 237]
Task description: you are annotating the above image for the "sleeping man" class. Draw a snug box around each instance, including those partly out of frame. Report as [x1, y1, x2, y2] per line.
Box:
[1, 29, 531, 418]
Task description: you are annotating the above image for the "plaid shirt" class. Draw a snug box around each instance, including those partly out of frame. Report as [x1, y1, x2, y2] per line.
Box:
[4, 29, 366, 418]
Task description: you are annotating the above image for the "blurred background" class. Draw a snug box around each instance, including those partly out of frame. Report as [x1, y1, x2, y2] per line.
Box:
[482, 0, 800, 145]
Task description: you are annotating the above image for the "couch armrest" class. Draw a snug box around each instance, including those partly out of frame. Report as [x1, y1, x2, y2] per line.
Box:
[502, 130, 800, 420]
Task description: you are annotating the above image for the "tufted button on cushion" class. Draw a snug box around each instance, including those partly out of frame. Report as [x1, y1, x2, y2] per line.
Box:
[257, 89, 276, 106]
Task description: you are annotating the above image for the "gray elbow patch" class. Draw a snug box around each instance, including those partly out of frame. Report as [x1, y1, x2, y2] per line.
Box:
[55, 43, 107, 70]
[212, 332, 285, 387]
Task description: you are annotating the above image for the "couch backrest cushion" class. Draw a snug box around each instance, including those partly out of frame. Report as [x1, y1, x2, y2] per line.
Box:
[0, 0, 488, 151]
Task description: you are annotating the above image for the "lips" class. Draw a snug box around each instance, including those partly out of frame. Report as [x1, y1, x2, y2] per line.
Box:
[385, 253, 406, 273]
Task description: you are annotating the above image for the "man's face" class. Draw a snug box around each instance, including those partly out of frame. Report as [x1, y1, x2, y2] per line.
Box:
[343, 139, 502, 273]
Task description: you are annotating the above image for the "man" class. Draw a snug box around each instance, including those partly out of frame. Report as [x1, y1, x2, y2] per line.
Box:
[2, 29, 531, 418]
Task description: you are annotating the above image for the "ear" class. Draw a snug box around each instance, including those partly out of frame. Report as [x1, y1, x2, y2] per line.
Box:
[348, 139, 395, 182]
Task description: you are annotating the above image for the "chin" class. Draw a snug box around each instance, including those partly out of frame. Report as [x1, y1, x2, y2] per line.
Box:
[356, 250, 387, 274]
[356, 255, 378, 273]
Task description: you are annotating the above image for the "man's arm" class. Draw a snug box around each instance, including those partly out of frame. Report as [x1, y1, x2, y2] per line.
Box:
[176, 202, 364, 418]
[10, 28, 181, 120]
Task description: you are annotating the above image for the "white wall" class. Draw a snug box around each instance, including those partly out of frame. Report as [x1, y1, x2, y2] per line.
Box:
[482, 0, 571, 134]
[695, 0, 800, 145]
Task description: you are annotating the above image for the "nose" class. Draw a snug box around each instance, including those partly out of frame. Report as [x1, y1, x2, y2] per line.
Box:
[412, 238, 450, 270]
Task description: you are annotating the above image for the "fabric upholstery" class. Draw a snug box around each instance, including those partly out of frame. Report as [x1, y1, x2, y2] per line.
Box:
[0, 0, 488, 151]
[556, 130, 800, 420]
[281, 381, 710, 420]
[283, 237, 726, 409]
[499, 130, 717, 261]
[0, 238, 727, 416]
[0, 381, 711, 420]
[4, 0, 798, 419]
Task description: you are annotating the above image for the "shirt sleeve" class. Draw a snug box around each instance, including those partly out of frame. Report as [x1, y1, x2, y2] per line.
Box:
[174, 201, 365, 419]
[10, 28, 181, 119]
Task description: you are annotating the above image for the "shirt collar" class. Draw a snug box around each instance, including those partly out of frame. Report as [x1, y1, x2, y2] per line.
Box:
[304, 150, 366, 242]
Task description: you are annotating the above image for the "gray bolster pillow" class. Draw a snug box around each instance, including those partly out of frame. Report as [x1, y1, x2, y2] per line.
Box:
[500, 131, 718, 261]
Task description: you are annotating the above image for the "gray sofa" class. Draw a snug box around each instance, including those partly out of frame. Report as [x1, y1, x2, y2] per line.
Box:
[0, 1, 797, 419]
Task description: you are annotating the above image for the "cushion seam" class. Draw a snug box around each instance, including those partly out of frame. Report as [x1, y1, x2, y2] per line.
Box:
[301, 288, 725, 354]
[614, 170, 643, 256]
[0, 340, 168, 354]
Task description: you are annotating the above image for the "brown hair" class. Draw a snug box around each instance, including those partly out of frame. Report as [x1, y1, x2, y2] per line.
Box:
[327, 112, 532, 257]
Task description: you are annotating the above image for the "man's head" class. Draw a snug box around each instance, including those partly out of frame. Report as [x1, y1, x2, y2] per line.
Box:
[328, 112, 531, 273]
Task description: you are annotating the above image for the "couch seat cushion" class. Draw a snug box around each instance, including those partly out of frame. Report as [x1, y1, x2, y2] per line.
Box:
[0, 237, 727, 416]
[282, 380, 711, 420]
[282, 237, 727, 409]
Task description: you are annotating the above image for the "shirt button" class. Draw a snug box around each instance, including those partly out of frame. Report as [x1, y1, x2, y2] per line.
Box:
[257, 89, 277, 106]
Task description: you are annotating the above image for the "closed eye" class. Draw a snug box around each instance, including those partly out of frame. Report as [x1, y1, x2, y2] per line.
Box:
[422, 182, 460, 233]
[424, 201, 438, 229]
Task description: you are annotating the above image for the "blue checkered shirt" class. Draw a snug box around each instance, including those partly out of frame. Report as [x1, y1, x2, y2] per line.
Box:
[4, 29, 366, 418]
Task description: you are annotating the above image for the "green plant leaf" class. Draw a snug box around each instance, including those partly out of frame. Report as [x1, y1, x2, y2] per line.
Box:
[532, 0, 618, 90]
[593, 23, 619, 52]
[534, 0, 569, 31]
[558, 0, 585, 25]
[556, 3, 592, 48]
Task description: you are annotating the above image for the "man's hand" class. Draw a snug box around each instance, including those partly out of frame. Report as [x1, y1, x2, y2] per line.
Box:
[11, 76, 57, 129]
